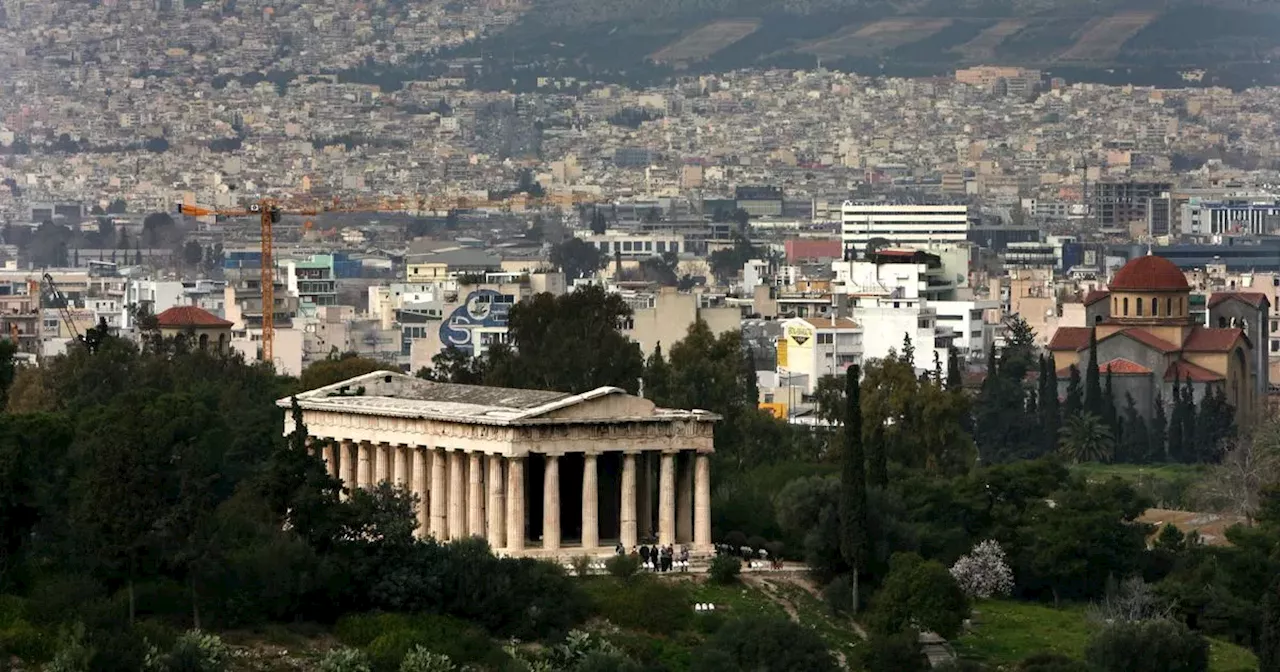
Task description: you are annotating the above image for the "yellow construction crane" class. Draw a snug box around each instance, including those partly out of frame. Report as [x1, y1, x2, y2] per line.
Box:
[178, 192, 604, 365]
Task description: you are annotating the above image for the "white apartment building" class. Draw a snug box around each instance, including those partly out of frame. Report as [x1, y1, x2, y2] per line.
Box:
[850, 297, 952, 373]
[123, 279, 186, 329]
[577, 231, 688, 259]
[777, 317, 863, 394]
[840, 202, 973, 256]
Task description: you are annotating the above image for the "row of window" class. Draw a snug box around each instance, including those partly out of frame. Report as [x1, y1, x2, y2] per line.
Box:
[1114, 295, 1183, 318]
[596, 240, 682, 254]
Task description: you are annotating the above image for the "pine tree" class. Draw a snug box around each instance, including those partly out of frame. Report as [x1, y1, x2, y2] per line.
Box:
[840, 366, 868, 614]
[1085, 329, 1102, 417]
[1064, 365, 1083, 419]
[901, 333, 915, 369]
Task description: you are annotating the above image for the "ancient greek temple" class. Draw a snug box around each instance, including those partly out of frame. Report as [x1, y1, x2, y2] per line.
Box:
[278, 371, 717, 557]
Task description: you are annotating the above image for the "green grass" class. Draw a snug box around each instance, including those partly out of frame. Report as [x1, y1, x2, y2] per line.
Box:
[956, 599, 1258, 671]
[1071, 462, 1209, 509]
[956, 600, 1091, 663]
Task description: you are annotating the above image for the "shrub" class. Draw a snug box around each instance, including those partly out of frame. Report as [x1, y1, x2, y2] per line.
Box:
[571, 555, 594, 577]
[320, 647, 373, 672]
[585, 577, 691, 635]
[335, 613, 414, 647]
[950, 540, 1014, 599]
[149, 630, 230, 672]
[361, 614, 503, 670]
[398, 646, 456, 672]
[707, 556, 741, 586]
[859, 629, 928, 672]
[697, 615, 837, 672]
[1018, 653, 1091, 672]
[26, 574, 106, 626]
[1084, 619, 1208, 672]
[0, 618, 55, 662]
[869, 552, 969, 639]
[46, 623, 94, 672]
[822, 575, 853, 615]
[604, 553, 641, 579]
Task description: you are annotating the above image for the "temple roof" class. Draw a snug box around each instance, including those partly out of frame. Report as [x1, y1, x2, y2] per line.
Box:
[279, 371, 719, 426]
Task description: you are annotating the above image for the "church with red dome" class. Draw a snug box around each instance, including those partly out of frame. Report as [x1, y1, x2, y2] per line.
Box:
[1047, 254, 1269, 423]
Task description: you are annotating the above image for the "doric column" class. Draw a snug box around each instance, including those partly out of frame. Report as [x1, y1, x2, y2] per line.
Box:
[448, 450, 465, 539]
[659, 452, 675, 546]
[340, 440, 356, 498]
[430, 448, 447, 539]
[543, 455, 561, 552]
[581, 453, 599, 550]
[506, 457, 525, 552]
[620, 453, 638, 549]
[374, 443, 389, 485]
[676, 451, 693, 543]
[695, 453, 711, 550]
[468, 452, 484, 537]
[393, 445, 408, 487]
[321, 442, 337, 479]
[487, 455, 506, 549]
[412, 447, 429, 538]
[638, 453, 653, 541]
[357, 441, 372, 489]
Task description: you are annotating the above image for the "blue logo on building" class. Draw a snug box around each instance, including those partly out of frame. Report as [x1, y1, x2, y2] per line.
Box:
[439, 289, 510, 355]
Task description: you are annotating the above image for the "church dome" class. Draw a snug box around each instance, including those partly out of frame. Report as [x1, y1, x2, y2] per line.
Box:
[1109, 255, 1189, 292]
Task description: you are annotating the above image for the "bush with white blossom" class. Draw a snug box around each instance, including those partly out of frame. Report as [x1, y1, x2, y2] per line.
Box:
[949, 539, 1014, 599]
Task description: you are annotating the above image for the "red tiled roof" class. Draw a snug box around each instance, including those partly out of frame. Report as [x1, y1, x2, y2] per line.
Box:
[785, 239, 842, 263]
[1182, 327, 1244, 353]
[1083, 289, 1111, 306]
[1047, 326, 1092, 351]
[1109, 255, 1190, 292]
[155, 305, 233, 328]
[1165, 359, 1225, 383]
[1097, 358, 1152, 375]
[1109, 328, 1180, 354]
[1207, 292, 1270, 309]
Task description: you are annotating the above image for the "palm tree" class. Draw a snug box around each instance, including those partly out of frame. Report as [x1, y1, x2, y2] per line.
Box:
[1059, 412, 1116, 464]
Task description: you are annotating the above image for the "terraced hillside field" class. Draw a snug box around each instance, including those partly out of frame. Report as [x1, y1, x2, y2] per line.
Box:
[650, 19, 762, 63]
[1058, 10, 1159, 61]
[800, 18, 953, 59]
[953, 18, 1028, 61]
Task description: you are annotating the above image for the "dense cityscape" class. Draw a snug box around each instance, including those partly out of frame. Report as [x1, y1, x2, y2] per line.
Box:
[2, 0, 1280, 670]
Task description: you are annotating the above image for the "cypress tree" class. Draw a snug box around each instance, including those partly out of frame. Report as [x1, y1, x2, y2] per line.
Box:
[1043, 353, 1061, 455]
[1064, 364, 1083, 419]
[1261, 579, 1280, 672]
[901, 333, 915, 369]
[1102, 366, 1119, 437]
[839, 365, 868, 614]
[933, 349, 943, 387]
[946, 347, 962, 391]
[1195, 384, 1216, 462]
[1167, 377, 1184, 462]
[1026, 388, 1038, 416]
[1181, 382, 1197, 462]
[1085, 329, 1102, 416]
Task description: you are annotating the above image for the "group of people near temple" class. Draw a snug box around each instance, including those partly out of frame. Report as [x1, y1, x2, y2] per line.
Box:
[614, 542, 690, 571]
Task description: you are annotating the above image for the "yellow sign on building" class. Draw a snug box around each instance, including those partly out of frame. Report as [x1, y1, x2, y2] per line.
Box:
[759, 402, 788, 419]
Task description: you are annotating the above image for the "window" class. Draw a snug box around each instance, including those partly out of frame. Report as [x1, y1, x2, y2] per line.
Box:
[1136, 297, 1144, 316]
[1152, 298, 1159, 316]
[1273, 340, 1280, 353]
[657, 242, 666, 253]
[1123, 297, 1129, 315]
[1167, 298, 1173, 316]
[1094, 315, 1103, 325]
[817, 333, 833, 345]
[1219, 317, 1228, 328]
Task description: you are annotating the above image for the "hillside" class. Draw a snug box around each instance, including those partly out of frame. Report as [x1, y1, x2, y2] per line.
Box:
[452, 0, 1280, 89]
